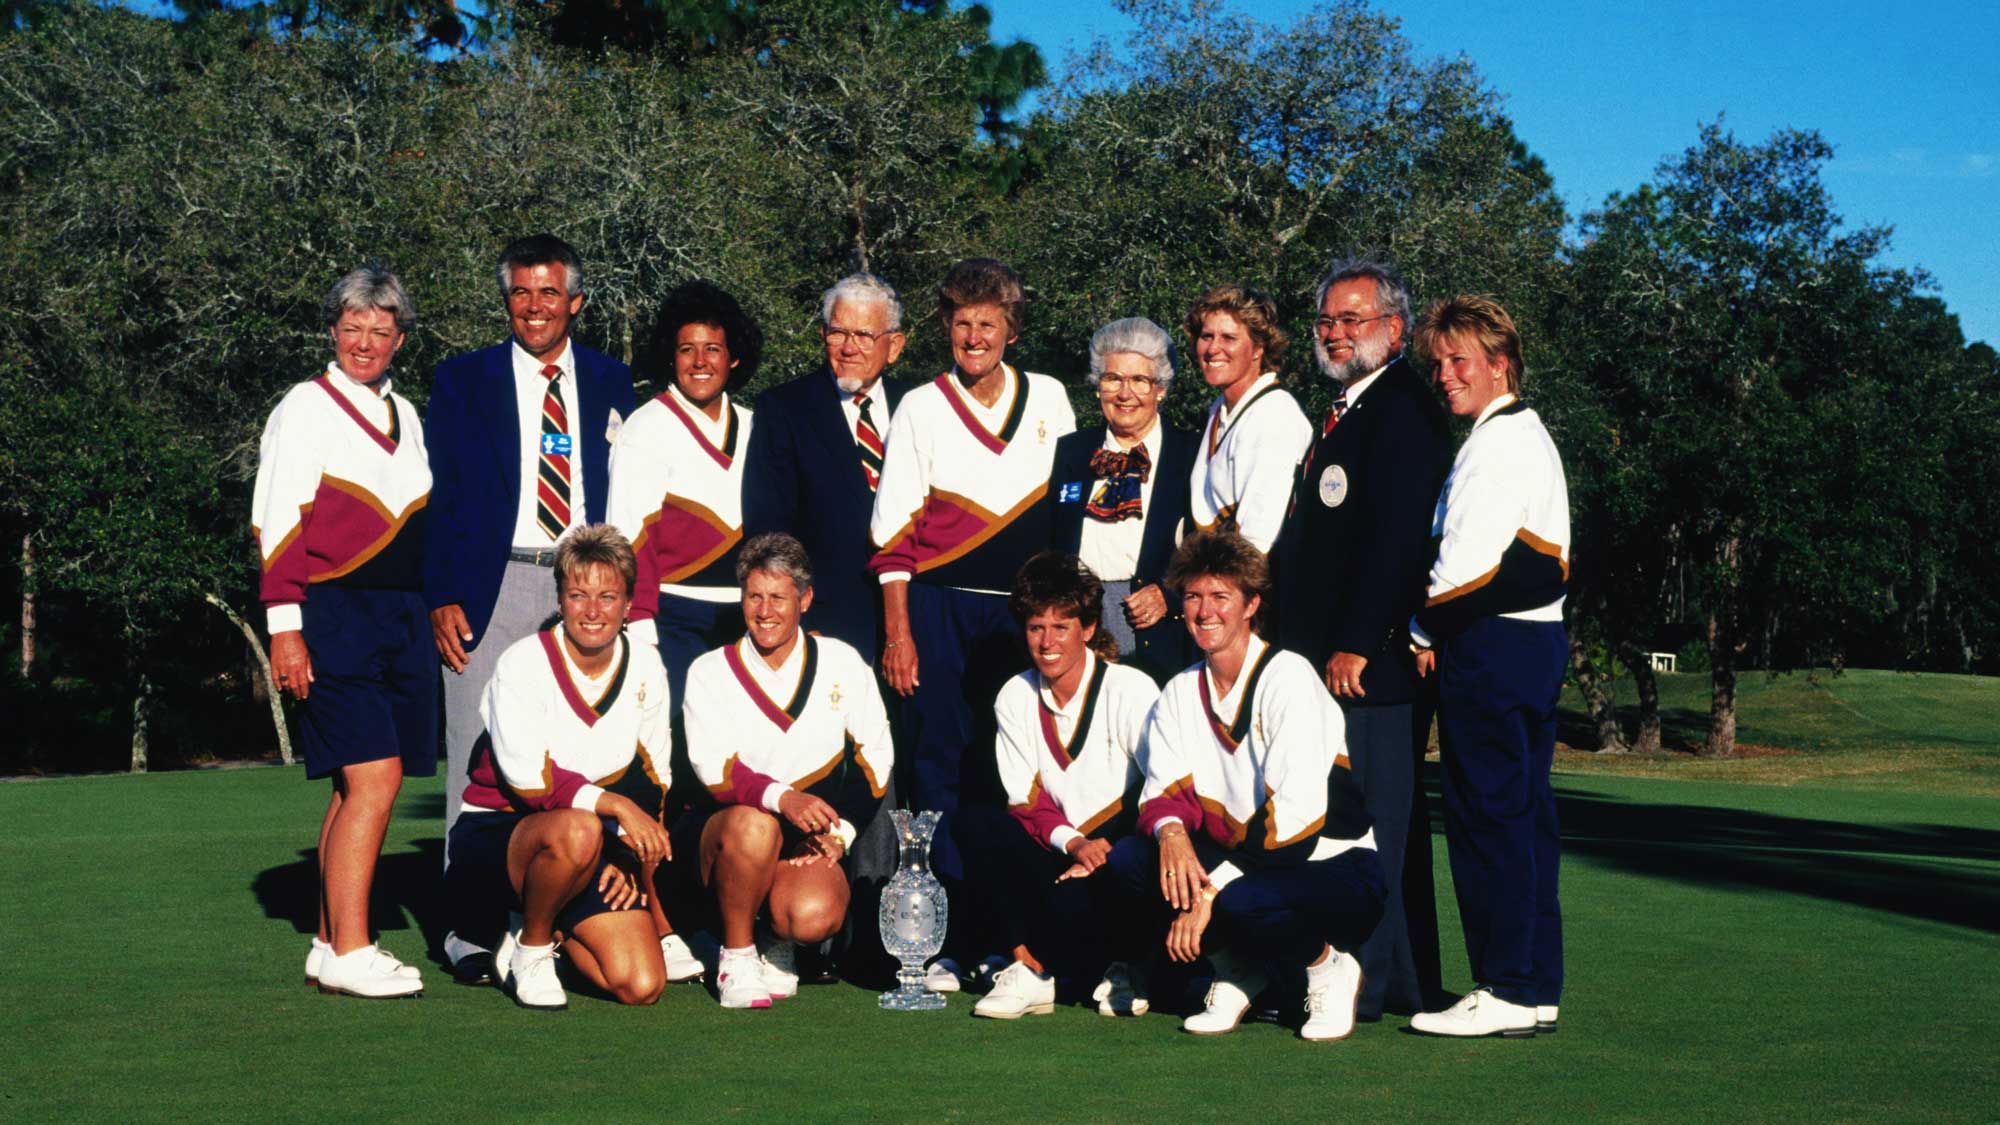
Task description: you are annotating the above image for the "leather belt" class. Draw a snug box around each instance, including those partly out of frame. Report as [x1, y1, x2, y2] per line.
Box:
[508, 547, 559, 567]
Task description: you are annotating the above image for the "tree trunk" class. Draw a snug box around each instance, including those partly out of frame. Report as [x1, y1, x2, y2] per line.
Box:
[130, 670, 152, 773]
[1568, 634, 1627, 753]
[18, 533, 33, 679]
[205, 593, 293, 766]
[1704, 608, 1739, 758]
[1619, 642, 1663, 754]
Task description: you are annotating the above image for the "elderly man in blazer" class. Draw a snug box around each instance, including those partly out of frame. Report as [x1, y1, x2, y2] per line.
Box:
[423, 234, 634, 979]
[1047, 317, 1198, 684]
[1274, 255, 1451, 1022]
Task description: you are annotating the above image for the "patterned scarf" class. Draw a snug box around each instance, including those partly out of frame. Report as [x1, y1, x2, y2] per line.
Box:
[1086, 443, 1151, 523]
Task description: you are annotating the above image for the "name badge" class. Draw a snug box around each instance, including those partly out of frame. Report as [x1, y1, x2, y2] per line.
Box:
[1318, 464, 1349, 508]
[1058, 481, 1084, 504]
[541, 433, 574, 456]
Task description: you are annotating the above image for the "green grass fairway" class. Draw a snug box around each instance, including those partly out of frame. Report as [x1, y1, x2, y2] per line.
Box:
[4, 765, 1995, 1122]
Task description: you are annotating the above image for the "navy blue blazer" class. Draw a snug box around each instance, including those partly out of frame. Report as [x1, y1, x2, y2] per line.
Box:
[1273, 356, 1450, 706]
[1049, 422, 1199, 682]
[742, 367, 914, 664]
[422, 340, 634, 647]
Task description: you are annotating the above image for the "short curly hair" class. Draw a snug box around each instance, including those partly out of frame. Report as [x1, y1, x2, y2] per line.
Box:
[642, 280, 763, 393]
[937, 258, 1027, 340]
[1009, 552, 1119, 662]
[1163, 530, 1270, 632]
[1184, 283, 1287, 373]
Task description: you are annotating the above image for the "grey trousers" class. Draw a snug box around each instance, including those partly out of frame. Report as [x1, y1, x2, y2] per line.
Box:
[1343, 701, 1427, 1018]
[441, 560, 560, 859]
[1098, 580, 1138, 657]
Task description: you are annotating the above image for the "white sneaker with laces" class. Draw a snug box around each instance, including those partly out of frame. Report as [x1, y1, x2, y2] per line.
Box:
[316, 944, 424, 999]
[1092, 961, 1150, 1017]
[308, 938, 420, 987]
[922, 957, 964, 994]
[717, 951, 772, 1010]
[1409, 987, 1537, 1038]
[659, 933, 706, 984]
[973, 961, 1057, 1019]
[1300, 950, 1365, 1041]
[507, 942, 567, 1011]
[1536, 1004, 1560, 1034]
[1182, 953, 1265, 1036]
[757, 935, 800, 1000]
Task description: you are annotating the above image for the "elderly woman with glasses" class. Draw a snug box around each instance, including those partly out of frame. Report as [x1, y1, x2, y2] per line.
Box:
[1046, 317, 1199, 683]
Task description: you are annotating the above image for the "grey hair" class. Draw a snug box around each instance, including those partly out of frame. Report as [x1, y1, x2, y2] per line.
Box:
[322, 264, 415, 334]
[496, 234, 585, 300]
[1312, 254, 1413, 331]
[820, 272, 903, 333]
[735, 531, 814, 592]
[1086, 317, 1175, 392]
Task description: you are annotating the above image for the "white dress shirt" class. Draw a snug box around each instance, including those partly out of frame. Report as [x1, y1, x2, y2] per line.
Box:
[509, 339, 587, 549]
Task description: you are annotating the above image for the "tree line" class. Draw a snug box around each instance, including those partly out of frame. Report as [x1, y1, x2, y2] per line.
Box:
[2, 0, 1993, 771]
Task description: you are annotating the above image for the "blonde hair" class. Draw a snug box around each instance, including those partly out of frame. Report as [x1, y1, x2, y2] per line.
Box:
[1412, 294, 1525, 393]
[1184, 284, 1288, 372]
[554, 524, 637, 595]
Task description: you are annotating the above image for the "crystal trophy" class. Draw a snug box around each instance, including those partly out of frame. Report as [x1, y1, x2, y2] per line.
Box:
[878, 809, 948, 1010]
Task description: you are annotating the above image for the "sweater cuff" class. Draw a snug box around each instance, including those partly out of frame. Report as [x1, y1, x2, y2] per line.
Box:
[266, 603, 303, 636]
[1208, 860, 1242, 890]
[1048, 825, 1084, 855]
[570, 784, 607, 814]
[877, 572, 910, 586]
[761, 782, 793, 815]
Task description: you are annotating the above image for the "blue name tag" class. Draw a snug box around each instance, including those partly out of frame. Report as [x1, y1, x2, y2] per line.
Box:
[540, 433, 573, 456]
[1058, 481, 1084, 504]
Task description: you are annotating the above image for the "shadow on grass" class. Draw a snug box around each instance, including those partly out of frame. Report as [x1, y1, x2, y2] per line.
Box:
[1556, 706, 1715, 754]
[1552, 784, 2000, 934]
[251, 837, 453, 964]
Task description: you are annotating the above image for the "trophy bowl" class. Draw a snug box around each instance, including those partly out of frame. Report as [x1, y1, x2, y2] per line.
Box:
[878, 809, 948, 1011]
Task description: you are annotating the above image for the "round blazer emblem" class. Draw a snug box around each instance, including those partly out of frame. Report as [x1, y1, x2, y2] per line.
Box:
[1318, 464, 1349, 508]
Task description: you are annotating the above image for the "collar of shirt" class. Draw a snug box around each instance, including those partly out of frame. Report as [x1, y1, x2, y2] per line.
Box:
[1099, 415, 1162, 458]
[1473, 392, 1519, 429]
[949, 364, 1017, 427]
[1217, 372, 1280, 427]
[555, 632, 624, 693]
[830, 370, 886, 408]
[668, 384, 733, 442]
[511, 338, 574, 383]
[1203, 632, 1267, 716]
[737, 633, 806, 699]
[325, 361, 393, 424]
[1341, 362, 1390, 406]
[1036, 649, 1097, 724]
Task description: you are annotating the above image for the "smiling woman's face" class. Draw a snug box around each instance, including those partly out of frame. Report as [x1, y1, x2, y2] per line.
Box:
[674, 322, 737, 414]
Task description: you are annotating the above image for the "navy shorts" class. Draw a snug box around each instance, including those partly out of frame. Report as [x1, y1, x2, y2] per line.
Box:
[446, 810, 640, 934]
[297, 586, 437, 781]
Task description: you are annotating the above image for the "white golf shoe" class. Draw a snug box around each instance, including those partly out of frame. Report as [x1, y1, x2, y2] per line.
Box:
[972, 961, 1056, 1019]
[1092, 961, 1150, 1017]
[307, 937, 420, 988]
[1299, 950, 1364, 1042]
[1409, 987, 1537, 1038]
[757, 934, 800, 1000]
[1182, 953, 1265, 1036]
[922, 956, 964, 994]
[659, 933, 706, 984]
[316, 944, 424, 999]
[717, 950, 773, 1010]
[1537, 1004, 1560, 1034]
[506, 941, 567, 1011]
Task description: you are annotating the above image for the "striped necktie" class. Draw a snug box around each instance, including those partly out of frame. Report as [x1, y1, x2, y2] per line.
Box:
[536, 364, 573, 540]
[855, 392, 884, 491]
[1322, 388, 1348, 436]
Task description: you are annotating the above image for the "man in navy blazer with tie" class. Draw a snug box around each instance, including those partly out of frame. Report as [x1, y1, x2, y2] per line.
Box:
[742, 273, 915, 666]
[1275, 255, 1451, 1022]
[423, 234, 634, 978]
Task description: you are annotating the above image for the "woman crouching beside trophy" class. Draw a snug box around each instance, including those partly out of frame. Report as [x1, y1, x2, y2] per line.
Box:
[681, 533, 896, 1009]
[948, 553, 1162, 1020]
[1099, 530, 1386, 1040]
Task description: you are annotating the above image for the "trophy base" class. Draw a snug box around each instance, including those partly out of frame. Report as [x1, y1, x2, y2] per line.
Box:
[879, 985, 947, 1011]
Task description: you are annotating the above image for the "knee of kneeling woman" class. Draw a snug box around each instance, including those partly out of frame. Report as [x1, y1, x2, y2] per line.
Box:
[550, 809, 606, 867]
[719, 807, 783, 855]
[613, 961, 666, 1006]
[776, 894, 846, 945]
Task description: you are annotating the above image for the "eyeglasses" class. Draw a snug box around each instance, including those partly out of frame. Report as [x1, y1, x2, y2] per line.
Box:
[824, 326, 894, 349]
[1098, 374, 1162, 393]
[1315, 313, 1394, 335]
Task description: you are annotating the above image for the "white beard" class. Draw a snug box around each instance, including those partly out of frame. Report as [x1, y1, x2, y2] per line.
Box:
[834, 373, 868, 395]
[1316, 331, 1393, 386]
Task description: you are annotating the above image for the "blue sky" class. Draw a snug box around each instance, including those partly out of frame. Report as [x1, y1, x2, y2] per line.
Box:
[988, 0, 2000, 347]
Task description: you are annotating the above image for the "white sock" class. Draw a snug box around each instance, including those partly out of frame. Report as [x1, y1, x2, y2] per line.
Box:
[514, 940, 554, 963]
[722, 944, 756, 961]
[1307, 949, 1344, 985]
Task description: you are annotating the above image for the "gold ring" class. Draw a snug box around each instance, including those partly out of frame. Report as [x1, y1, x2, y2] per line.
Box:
[1164, 868, 1177, 877]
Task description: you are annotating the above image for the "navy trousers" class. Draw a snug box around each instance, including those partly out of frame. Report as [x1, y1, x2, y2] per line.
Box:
[1343, 701, 1427, 1018]
[901, 582, 1023, 881]
[1101, 834, 1385, 970]
[951, 805, 1115, 979]
[1436, 615, 1566, 1007]
[655, 592, 741, 711]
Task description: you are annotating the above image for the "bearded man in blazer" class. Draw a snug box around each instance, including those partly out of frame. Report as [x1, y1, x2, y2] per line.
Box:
[1275, 255, 1451, 1022]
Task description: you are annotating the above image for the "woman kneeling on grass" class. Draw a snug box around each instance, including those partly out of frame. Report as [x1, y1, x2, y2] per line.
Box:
[681, 533, 896, 1009]
[449, 524, 673, 1010]
[1100, 530, 1385, 1040]
[950, 552, 1160, 1019]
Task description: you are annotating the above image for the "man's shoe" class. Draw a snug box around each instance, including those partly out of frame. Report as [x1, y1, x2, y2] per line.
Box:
[1536, 1004, 1560, 1034]
[316, 944, 424, 999]
[660, 933, 706, 984]
[1409, 987, 1537, 1038]
[1182, 953, 1265, 1035]
[506, 942, 567, 1011]
[757, 934, 800, 1000]
[1092, 961, 1150, 1017]
[450, 951, 497, 986]
[717, 952, 772, 1010]
[973, 961, 1057, 1019]
[1299, 950, 1364, 1042]
[922, 957, 964, 994]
